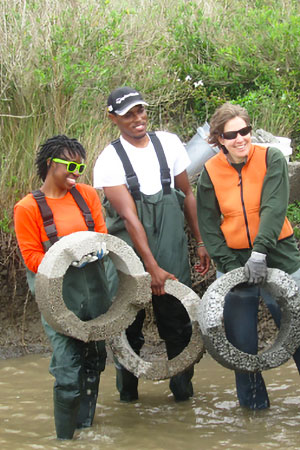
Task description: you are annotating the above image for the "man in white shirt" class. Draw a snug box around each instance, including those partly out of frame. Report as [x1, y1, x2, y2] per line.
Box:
[94, 86, 210, 402]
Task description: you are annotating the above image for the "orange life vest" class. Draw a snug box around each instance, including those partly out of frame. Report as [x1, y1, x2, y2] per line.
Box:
[204, 144, 293, 249]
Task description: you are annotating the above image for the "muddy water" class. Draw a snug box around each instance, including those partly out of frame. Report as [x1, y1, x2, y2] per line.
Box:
[1, 354, 300, 450]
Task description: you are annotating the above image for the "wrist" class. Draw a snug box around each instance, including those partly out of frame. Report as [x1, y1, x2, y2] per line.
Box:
[251, 251, 266, 261]
[196, 240, 205, 248]
[144, 258, 160, 274]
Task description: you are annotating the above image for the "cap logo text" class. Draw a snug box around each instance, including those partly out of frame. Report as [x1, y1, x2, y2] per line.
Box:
[116, 92, 139, 104]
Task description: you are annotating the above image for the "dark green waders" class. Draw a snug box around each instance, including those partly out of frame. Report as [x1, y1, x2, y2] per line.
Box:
[26, 188, 114, 439]
[105, 133, 194, 401]
[42, 260, 111, 439]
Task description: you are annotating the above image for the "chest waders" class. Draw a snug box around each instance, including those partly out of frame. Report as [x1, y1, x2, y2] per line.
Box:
[32, 187, 111, 439]
[105, 132, 194, 402]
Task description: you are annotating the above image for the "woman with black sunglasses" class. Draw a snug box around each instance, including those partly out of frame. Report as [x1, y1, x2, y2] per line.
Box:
[14, 135, 111, 439]
[197, 103, 300, 410]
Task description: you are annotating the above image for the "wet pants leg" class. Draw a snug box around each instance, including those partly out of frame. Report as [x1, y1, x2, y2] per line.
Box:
[152, 294, 194, 401]
[290, 269, 300, 372]
[42, 317, 106, 439]
[223, 285, 270, 410]
[223, 268, 300, 410]
[115, 309, 145, 401]
[76, 341, 106, 429]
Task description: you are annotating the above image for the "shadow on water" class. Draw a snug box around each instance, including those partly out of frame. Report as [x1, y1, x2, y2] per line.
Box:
[0, 353, 300, 449]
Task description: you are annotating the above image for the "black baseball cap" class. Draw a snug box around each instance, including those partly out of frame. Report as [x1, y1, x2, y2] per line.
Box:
[107, 86, 148, 116]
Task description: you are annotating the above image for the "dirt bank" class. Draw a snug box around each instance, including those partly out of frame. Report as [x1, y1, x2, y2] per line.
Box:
[0, 231, 279, 360]
[0, 231, 216, 359]
[0, 230, 49, 358]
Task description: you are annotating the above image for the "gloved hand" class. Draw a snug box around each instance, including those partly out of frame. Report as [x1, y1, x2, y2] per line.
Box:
[244, 251, 267, 284]
[72, 243, 107, 268]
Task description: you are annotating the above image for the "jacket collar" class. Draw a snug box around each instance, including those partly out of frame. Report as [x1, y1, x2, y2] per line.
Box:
[217, 144, 255, 167]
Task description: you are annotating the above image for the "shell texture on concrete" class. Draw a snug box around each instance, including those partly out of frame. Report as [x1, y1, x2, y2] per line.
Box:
[108, 279, 205, 380]
[35, 231, 152, 342]
[198, 267, 300, 372]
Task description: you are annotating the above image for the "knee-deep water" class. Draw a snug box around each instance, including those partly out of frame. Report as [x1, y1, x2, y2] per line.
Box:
[0, 353, 300, 449]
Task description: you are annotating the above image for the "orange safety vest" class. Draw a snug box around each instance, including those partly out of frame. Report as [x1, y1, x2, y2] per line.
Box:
[205, 144, 293, 249]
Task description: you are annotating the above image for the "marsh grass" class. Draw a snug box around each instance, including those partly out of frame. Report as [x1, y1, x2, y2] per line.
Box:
[1, 0, 300, 233]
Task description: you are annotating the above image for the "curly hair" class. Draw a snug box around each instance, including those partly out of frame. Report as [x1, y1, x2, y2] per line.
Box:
[208, 103, 251, 153]
[35, 135, 86, 181]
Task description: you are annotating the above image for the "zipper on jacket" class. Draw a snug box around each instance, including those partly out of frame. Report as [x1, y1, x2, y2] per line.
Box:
[238, 172, 252, 248]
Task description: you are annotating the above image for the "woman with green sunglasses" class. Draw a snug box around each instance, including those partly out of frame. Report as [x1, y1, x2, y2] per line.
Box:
[51, 157, 87, 175]
[14, 135, 112, 440]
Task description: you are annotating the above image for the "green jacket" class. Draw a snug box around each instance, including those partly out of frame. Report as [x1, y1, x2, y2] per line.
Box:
[197, 146, 300, 274]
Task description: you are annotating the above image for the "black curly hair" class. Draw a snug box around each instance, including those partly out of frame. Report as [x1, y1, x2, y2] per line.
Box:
[35, 135, 86, 181]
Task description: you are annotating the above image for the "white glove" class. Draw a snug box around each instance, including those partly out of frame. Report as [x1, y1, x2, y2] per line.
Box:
[72, 242, 107, 268]
[244, 251, 267, 284]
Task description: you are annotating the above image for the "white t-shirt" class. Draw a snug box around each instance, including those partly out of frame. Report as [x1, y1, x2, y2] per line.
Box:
[93, 131, 190, 195]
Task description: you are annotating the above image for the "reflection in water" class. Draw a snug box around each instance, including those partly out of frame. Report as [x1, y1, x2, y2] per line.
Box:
[0, 354, 300, 449]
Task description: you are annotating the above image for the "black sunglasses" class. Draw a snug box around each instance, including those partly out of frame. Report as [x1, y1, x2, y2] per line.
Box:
[221, 126, 252, 140]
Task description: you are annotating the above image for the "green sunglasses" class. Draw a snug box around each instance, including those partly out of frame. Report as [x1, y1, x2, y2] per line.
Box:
[52, 158, 86, 174]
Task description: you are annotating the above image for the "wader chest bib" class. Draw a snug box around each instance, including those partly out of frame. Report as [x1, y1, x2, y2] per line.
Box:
[31, 187, 110, 318]
[105, 132, 191, 287]
[32, 186, 95, 245]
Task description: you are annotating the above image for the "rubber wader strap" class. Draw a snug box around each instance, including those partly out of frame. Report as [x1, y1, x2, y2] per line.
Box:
[111, 132, 171, 199]
[111, 138, 141, 200]
[69, 187, 95, 231]
[32, 190, 59, 245]
[32, 187, 95, 246]
[148, 132, 171, 195]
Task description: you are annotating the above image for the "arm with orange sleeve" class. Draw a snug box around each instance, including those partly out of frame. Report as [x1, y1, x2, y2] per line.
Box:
[14, 196, 46, 274]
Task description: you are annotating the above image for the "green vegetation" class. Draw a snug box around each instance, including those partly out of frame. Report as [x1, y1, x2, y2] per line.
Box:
[287, 202, 300, 240]
[1, 0, 299, 237]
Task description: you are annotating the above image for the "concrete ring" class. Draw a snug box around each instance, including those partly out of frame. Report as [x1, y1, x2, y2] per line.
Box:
[198, 267, 300, 372]
[108, 279, 205, 380]
[35, 231, 152, 342]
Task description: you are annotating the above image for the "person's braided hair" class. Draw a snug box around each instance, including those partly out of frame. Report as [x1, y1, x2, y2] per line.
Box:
[35, 135, 86, 181]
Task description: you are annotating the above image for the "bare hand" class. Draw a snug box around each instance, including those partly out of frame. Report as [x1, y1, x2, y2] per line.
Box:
[194, 246, 210, 276]
[148, 265, 177, 296]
